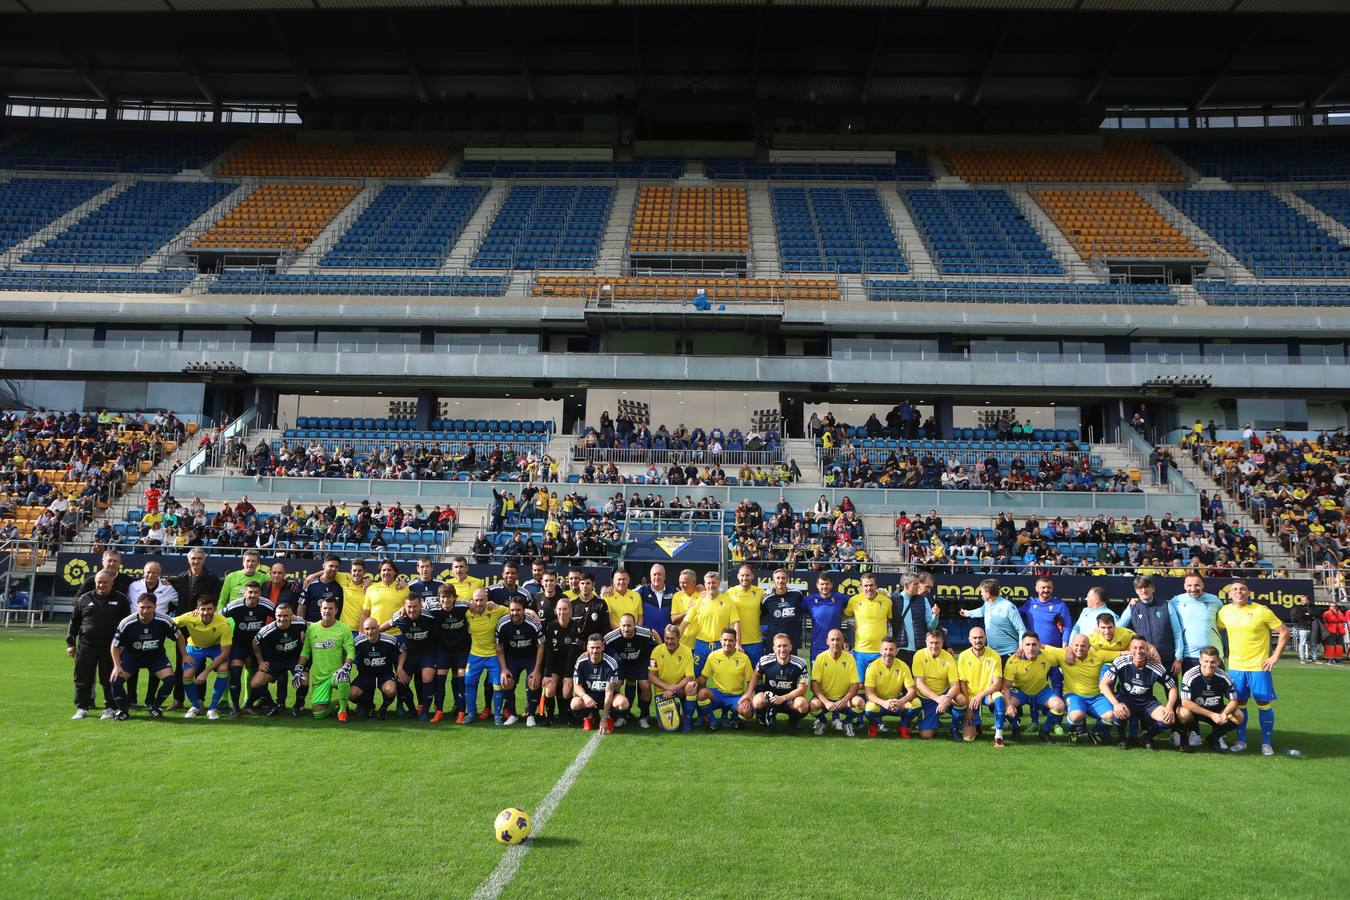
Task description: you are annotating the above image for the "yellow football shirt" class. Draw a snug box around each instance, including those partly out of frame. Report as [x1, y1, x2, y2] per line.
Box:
[1003, 647, 1060, 695]
[690, 592, 740, 643]
[864, 657, 915, 700]
[447, 574, 485, 602]
[701, 649, 753, 694]
[1059, 647, 1118, 697]
[365, 583, 410, 632]
[671, 590, 700, 648]
[173, 612, 233, 649]
[844, 592, 893, 654]
[1217, 602, 1283, 671]
[724, 584, 766, 644]
[1089, 626, 1138, 655]
[605, 589, 643, 629]
[911, 649, 959, 693]
[649, 643, 695, 687]
[466, 606, 509, 657]
[812, 650, 859, 700]
[957, 647, 1002, 696]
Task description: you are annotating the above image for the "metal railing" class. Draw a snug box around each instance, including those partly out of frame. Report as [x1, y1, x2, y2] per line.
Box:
[819, 445, 1093, 472]
[248, 435, 550, 466]
[572, 447, 785, 467]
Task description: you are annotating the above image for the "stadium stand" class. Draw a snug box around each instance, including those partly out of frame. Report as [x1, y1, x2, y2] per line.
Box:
[772, 187, 907, 274]
[1030, 189, 1203, 261]
[244, 438, 552, 483]
[1296, 188, 1350, 230]
[191, 183, 362, 251]
[575, 423, 782, 465]
[23, 180, 237, 266]
[903, 188, 1061, 275]
[1194, 282, 1350, 306]
[865, 280, 1175, 304]
[1168, 138, 1350, 183]
[471, 185, 613, 269]
[285, 416, 552, 439]
[628, 186, 748, 254]
[319, 184, 487, 268]
[532, 275, 839, 302]
[208, 271, 509, 296]
[1161, 189, 1350, 277]
[939, 142, 1183, 183]
[0, 270, 195, 294]
[0, 177, 112, 251]
[456, 159, 682, 179]
[703, 156, 931, 182]
[217, 135, 448, 178]
[0, 130, 230, 174]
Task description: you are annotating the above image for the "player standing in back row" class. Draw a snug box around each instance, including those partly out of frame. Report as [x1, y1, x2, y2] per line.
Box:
[1216, 580, 1291, 756]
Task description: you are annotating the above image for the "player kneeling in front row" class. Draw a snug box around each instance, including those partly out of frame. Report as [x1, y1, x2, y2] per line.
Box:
[299, 598, 357, 722]
[1100, 635, 1178, 751]
[697, 628, 755, 730]
[749, 632, 810, 733]
[109, 596, 185, 719]
[1177, 646, 1244, 753]
[863, 637, 919, 738]
[810, 628, 863, 736]
[251, 600, 308, 717]
[912, 628, 965, 740]
[572, 635, 624, 732]
[957, 627, 1008, 747]
[1060, 634, 1123, 745]
[354, 617, 404, 719]
[1002, 633, 1067, 743]
[648, 624, 698, 733]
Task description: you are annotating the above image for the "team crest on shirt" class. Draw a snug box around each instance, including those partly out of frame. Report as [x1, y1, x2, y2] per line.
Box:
[654, 537, 692, 557]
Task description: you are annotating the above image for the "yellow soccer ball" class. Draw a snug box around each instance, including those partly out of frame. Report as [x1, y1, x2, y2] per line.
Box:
[495, 808, 531, 845]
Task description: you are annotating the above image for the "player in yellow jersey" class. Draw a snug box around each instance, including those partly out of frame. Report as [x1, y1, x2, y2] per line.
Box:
[957, 627, 1008, 747]
[1089, 615, 1140, 655]
[446, 556, 485, 602]
[335, 559, 371, 631]
[912, 628, 965, 740]
[604, 569, 643, 628]
[361, 560, 410, 633]
[844, 573, 892, 680]
[682, 571, 740, 672]
[725, 563, 766, 660]
[174, 595, 234, 719]
[862, 636, 918, 738]
[463, 588, 509, 724]
[696, 628, 754, 730]
[648, 624, 697, 733]
[1216, 580, 1291, 756]
[1058, 633, 1124, 744]
[810, 629, 862, 736]
[669, 569, 701, 650]
[1002, 633, 1068, 743]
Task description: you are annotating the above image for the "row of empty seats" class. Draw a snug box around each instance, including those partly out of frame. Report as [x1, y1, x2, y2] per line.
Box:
[1169, 139, 1350, 183]
[940, 143, 1184, 183]
[24, 180, 236, 266]
[773, 187, 906, 274]
[1195, 282, 1350, 307]
[1162, 189, 1350, 278]
[218, 136, 448, 178]
[471, 185, 613, 270]
[191, 183, 362, 251]
[533, 275, 839, 302]
[1031, 189, 1202, 260]
[704, 156, 931, 182]
[1297, 188, 1350, 231]
[320, 184, 486, 268]
[865, 279, 1176, 305]
[209, 271, 509, 296]
[905, 188, 1060, 275]
[629, 186, 748, 254]
[293, 416, 551, 434]
[0, 130, 230, 174]
[457, 159, 682, 179]
[0, 270, 194, 294]
[0, 177, 111, 251]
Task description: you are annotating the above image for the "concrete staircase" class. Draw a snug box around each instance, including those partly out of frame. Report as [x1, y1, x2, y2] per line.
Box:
[546, 434, 575, 481]
[1008, 188, 1099, 281]
[146, 181, 254, 270]
[746, 182, 782, 278]
[286, 183, 383, 273]
[0, 179, 133, 266]
[1139, 186, 1254, 281]
[441, 181, 509, 271]
[879, 189, 937, 278]
[784, 439, 824, 484]
[1155, 144, 1203, 182]
[1171, 450, 1302, 573]
[595, 181, 637, 277]
[1277, 188, 1350, 247]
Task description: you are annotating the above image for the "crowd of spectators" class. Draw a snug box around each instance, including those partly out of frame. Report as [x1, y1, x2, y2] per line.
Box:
[1194, 427, 1348, 573]
[1, 409, 181, 551]
[896, 509, 1274, 578]
[238, 437, 560, 483]
[97, 494, 457, 558]
[576, 459, 800, 486]
[728, 494, 871, 570]
[575, 411, 783, 458]
[822, 447, 1135, 493]
[480, 486, 629, 565]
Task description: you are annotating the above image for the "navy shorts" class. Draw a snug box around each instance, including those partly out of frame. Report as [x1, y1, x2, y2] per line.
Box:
[261, 656, 299, 678]
[121, 652, 171, 675]
[441, 648, 469, 671]
[353, 673, 380, 696]
[229, 641, 258, 663]
[502, 656, 535, 679]
[405, 652, 435, 674]
[616, 660, 649, 682]
[1122, 698, 1161, 719]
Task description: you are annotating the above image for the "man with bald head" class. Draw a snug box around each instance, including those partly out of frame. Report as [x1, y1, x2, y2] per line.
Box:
[67, 571, 131, 719]
[126, 560, 179, 708]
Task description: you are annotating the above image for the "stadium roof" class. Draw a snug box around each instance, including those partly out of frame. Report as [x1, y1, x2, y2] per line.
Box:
[1, 0, 1349, 116]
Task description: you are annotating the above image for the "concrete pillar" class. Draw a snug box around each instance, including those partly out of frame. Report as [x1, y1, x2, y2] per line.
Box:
[415, 387, 437, 430]
[935, 398, 954, 439]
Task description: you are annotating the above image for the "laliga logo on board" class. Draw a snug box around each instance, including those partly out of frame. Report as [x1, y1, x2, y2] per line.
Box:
[63, 558, 91, 588]
[1219, 582, 1307, 609]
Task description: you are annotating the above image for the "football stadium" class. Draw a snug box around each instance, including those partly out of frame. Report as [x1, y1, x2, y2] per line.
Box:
[2, 0, 1350, 896]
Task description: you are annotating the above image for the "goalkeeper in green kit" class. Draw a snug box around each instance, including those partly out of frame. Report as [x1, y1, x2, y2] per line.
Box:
[298, 598, 357, 722]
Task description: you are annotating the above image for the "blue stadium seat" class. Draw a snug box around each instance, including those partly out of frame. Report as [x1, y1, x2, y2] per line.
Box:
[320, 184, 487, 268]
[904, 188, 1062, 276]
[471, 184, 614, 270]
[772, 186, 907, 274]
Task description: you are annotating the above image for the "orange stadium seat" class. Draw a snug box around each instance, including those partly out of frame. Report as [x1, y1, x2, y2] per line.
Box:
[218, 136, 449, 178]
[1031, 189, 1204, 260]
[192, 183, 362, 251]
[628, 186, 749, 254]
[939, 143, 1184, 183]
[532, 275, 839, 302]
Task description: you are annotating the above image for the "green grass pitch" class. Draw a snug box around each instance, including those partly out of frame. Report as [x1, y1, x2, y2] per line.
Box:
[2, 628, 1347, 899]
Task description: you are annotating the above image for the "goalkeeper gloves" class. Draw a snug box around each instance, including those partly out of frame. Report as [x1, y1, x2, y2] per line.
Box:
[292, 664, 305, 688]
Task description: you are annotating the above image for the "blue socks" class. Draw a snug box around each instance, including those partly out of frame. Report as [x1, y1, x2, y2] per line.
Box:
[1041, 712, 1062, 734]
[1258, 706, 1274, 745]
[184, 680, 201, 708]
[992, 695, 1006, 729]
[491, 687, 504, 719]
[209, 675, 228, 709]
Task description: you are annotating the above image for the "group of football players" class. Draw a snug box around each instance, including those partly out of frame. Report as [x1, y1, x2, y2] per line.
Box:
[67, 555, 1294, 755]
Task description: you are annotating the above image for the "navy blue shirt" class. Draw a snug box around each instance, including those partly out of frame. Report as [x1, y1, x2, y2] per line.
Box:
[1103, 656, 1176, 704]
[754, 653, 809, 697]
[604, 625, 658, 669]
[761, 589, 806, 651]
[638, 584, 674, 636]
[111, 613, 179, 660]
[495, 615, 543, 659]
[223, 599, 275, 647]
[406, 578, 443, 603]
[255, 620, 307, 662]
[391, 611, 442, 657]
[573, 653, 620, 697]
[354, 634, 403, 678]
[426, 597, 470, 653]
[301, 579, 345, 624]
[1180, 665, 1234, 711]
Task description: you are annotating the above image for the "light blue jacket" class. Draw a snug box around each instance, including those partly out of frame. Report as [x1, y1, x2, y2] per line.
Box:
[1169, 592, 1224, 659]
[962, 598, 1026, 656]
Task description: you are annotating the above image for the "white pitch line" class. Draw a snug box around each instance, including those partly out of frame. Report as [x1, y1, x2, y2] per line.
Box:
[471, 731, 604, 900]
